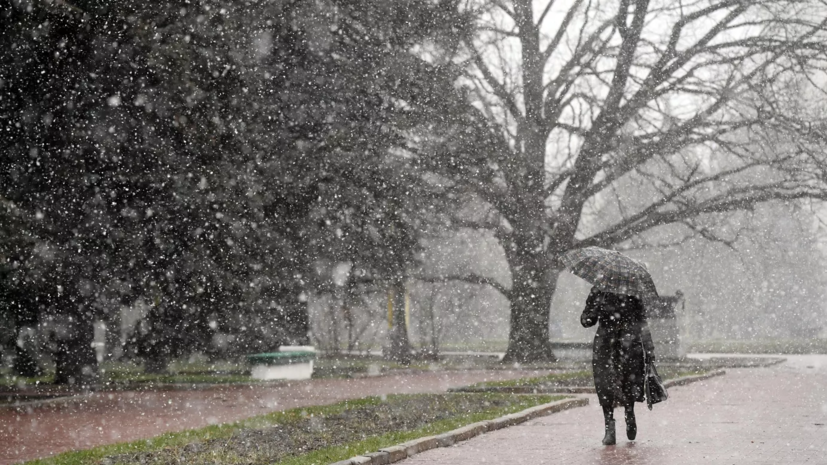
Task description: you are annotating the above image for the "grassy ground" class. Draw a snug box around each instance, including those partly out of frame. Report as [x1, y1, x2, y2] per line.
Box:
[458, 371, 612, 391]
[0, 360, 255, 390]
[311, 357, 431, 378]
[455, 358, 752, 392]
[22, 393, 566, 465]
[437, 340, 509, 352]
[1, 358, 383, 389]
[0, 354, 577, 390]
[462, 370, 594, 389]
[440, 338, 827, 355]
[4, 338, 804, 390]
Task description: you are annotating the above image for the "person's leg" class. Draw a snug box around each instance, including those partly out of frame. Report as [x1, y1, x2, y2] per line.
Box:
[624, 403, 637, 440]
[601, 404, 616, 445]
[593, 330, 617, 445]
[602, 404, 614, 421]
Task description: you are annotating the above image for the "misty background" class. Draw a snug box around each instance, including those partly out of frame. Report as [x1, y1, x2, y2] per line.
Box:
[310, 201, 827, 352]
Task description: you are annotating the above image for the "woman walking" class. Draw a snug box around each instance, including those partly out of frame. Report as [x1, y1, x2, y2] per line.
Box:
[580, 287, 656, 445]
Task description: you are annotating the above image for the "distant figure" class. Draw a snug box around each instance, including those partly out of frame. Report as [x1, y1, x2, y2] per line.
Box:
[649, 290, 684, 319]
[581, 287, 656, 445]
[646, 290, 686, 359]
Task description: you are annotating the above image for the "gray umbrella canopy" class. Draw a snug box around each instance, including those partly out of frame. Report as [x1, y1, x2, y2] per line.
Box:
[560, 246, 659, 299]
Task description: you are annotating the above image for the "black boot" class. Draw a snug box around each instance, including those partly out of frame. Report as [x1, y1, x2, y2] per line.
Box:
[625, 405, 637, 440]
[602, 419, 616, 445]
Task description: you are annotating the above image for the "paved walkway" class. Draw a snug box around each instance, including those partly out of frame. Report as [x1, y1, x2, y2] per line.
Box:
[0, 369, 538, 465]
[404, 355, 827, 465]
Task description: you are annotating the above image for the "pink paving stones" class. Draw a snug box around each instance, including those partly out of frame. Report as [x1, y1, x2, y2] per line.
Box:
[403, 356, 827, 465]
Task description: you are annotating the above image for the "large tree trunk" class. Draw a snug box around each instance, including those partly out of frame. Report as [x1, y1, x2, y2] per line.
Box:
[384, 278, 411, 364]
[502, 255, 559, 363]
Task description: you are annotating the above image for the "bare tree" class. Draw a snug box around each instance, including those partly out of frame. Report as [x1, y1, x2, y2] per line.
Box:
[414, 0, 827, 361]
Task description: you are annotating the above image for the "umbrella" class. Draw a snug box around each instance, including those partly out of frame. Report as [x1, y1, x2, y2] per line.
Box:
[559, 246, 659, 298]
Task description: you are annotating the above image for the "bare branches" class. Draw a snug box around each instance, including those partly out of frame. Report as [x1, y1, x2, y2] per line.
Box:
[581, 177, 827, 249]
[543, 20, 616, 132]
[537, 0, 559, 28]
[615, 2, 827, 139]
[447, 215, 502, 233]
[543, 167, 573, 200]
[580, 155, 772, 246]
[413, 273, 511, 299]
[490, 0, 516, 20]
[437, 0, 827, 259]
[597, 0, 650, 128]
[466, 42, 526, 129]
[478, 25, 520, 37]
[587, 115, 761, 200]
[540, 0, 586, 66]
[679, 219, 741, 250]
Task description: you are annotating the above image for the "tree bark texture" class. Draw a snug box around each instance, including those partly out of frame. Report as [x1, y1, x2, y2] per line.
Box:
[384, 279, 411, 364]
[502, 244, 561, 363]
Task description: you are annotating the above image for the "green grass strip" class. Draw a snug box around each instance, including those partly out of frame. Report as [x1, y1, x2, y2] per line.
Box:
[276, 395, 565, 465]
[465, 367, 716, 391]
[22, 393, 565, 465]
[21, 398, 381, 465]
[467, 370, 592, 388]
[103, 372, 255, 385]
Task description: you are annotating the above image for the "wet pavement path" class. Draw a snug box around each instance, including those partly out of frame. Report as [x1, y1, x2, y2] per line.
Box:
[404, 355, 827, 465]
[0, 369, 539, 465]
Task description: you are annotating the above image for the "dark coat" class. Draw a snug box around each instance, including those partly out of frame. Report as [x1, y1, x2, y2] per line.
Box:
[580, 288, 656, 408]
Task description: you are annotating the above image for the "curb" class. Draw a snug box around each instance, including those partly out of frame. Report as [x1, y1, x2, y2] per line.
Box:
[329, 396, 589, 465]
[755, 358, 787, 368]
[662, 368, 726, 388]
[452, 369, 728, 394]
[1, 392, 96, 411]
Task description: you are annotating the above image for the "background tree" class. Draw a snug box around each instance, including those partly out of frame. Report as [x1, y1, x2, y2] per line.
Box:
[0, 200, 43, 377]
[0, 0, 153, 383]
[413, 0, 827, 361]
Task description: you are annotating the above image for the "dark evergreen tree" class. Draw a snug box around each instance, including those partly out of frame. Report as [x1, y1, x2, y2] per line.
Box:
[1, 0, 472, 377]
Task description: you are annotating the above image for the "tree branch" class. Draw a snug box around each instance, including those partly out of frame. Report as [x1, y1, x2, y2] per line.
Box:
[465, 42, 526, 129]
[490, 0, 516, 20]
[413, 273, 511, 299]
[580, 181, 827, 249]
[579, 157, 762, 248]
[537, 0, 558, 28]
[543, 168, 573, 200]
[540, 0, 586, 66]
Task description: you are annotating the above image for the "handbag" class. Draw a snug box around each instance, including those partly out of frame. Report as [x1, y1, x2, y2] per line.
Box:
[643, 352, 668, 410]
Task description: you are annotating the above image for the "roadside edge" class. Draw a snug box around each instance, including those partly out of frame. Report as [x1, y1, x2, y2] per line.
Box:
[452, 368, 729, 394]
[329, 396, 589, 465]
[662, 368, 726, 388]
